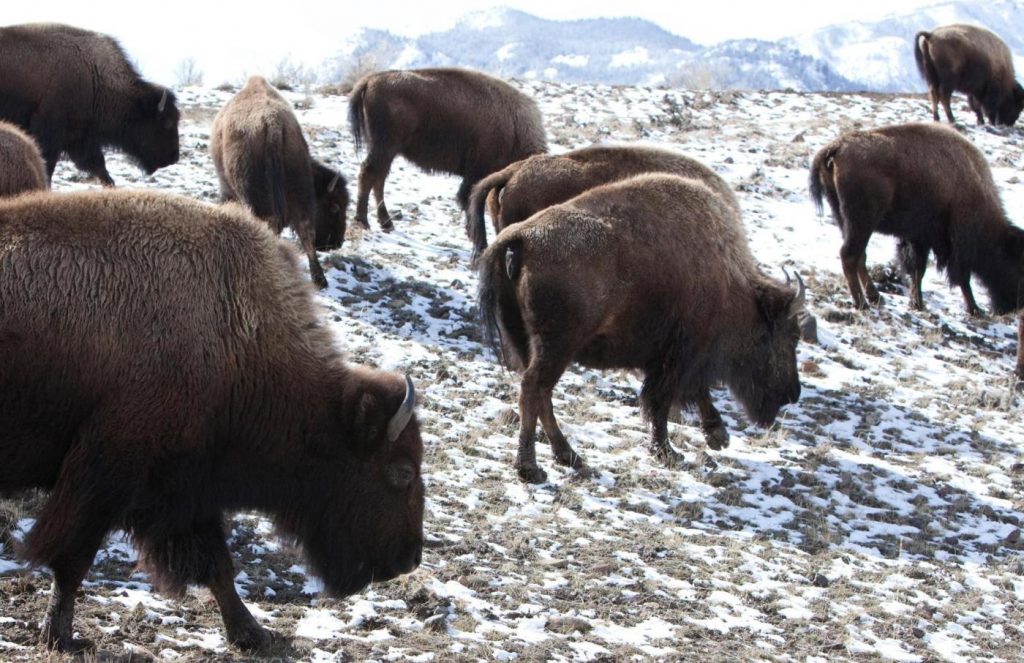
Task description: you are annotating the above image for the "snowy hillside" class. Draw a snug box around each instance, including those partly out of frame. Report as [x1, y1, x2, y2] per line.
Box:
[2, 82, 1024, 661]
[333, 1, 1024, 92]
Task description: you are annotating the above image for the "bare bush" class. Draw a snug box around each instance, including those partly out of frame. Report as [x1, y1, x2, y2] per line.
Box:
[321, 54, 380, 95]
[174, 57, 203, 88]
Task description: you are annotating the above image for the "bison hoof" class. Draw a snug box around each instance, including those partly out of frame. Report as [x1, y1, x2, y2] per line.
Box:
[652, 445, 686, 468]
[704, 425, 729, 451]
[312, 274, 328, 290]
[228, 624, 274, 652]
[41, 628, 93, 654]
[865, 291, 882, 306]
[380, 219, 395, 232]
[516, 463, 548, 484]
[553, 449, 586, 470]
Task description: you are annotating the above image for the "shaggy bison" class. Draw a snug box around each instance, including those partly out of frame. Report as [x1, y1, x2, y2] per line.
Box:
[0, 189, 423, 652]
[0, 23, 179, 185]
[465, 144, 741, 260]
[809, 122, 1024, 316]
[0, 120, 47, 195]
[348, 67, 547, 230]
[211, 76, 348, 289]
[914, 24, 1024, 126]
[478, 174, 805, 483]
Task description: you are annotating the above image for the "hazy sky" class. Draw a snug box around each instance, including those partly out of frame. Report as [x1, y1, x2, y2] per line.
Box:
[2, 0, 941, 84]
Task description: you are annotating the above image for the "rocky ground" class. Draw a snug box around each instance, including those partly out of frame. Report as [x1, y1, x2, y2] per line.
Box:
[2, 80, 1023, 662]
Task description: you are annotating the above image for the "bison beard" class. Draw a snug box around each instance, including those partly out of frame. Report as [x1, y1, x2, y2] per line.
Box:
[0, 189, 423, 653]
[478, 174, 805, 483]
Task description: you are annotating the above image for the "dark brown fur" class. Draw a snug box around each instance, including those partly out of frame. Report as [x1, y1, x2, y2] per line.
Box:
[211, 76, 349, 289]
[0, 23, 179, 185]
[0, 189, 423, 652]
[809, 122, 1024, 317]
[915, 24, 1024, 126]
[478, 174, 804, 483]
[0, 120, 47, 196]
[466, 144, 740, 260]
[348, 67, 547, 230]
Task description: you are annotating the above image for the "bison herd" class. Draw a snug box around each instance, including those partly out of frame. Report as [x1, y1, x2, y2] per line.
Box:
[0, 18, 1023, 655]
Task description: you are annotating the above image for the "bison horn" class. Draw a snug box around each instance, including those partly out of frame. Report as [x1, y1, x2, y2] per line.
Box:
[328, 173, 340, 192]
[788, 272, 807, 318]
[158, 90, 168, 113]
[386, 375, 416, 442]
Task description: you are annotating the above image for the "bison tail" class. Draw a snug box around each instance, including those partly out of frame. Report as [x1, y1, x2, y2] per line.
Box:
[808, 146, 837, 217]
[914, 31, 938, 88]
[478, 237, 529, 370]
[467, 163, 519, 265]
[348, 79, 369, 153]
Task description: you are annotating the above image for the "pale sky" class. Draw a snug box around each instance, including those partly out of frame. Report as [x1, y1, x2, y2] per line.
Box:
[2, 0, 941, 85]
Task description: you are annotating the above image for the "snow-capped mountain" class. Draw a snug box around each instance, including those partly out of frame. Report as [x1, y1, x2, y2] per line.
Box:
[333, 2, 1024, 92]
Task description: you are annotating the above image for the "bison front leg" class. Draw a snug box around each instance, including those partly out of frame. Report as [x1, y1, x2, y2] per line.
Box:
[697, 390, 729, 451]
[69, 145, 116, 187]
[295, 218, 328, 289]
[201, 522, 273, 651]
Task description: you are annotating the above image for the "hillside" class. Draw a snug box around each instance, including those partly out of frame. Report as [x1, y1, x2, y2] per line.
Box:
[331, 1, 1024, 92]
[1, 82, 1023, 661]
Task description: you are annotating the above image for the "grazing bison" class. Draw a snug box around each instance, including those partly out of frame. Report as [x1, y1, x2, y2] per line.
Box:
[0, 189, 423, 652]
[211, 76, 348, 289]
[914, 24, 1024, 126]
[348, 67, 547, 230]
[478, 174, 805, 483]
[0, 23, 179, 185]
[0, 120, 47, 195]
[809, 122, 1024, 316]
[465, 144, 741, 260]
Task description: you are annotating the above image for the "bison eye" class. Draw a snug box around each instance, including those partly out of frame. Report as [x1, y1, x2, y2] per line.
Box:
[387, 458, 416, 489]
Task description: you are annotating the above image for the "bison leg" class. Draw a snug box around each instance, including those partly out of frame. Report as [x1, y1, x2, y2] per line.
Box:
[69, 145, 115, 187]
[641, 374, 685, 467]
[200, 520, 273, 651]
[940, 88, 957, 124]
[957, 278, 983, 317]
[1016, 311, 1024, 381]
[697, 390, 729, 451]
[516, 355, 574, 483]
[295, 218, 328, 289]
[897, 240, 929, 310]
[839, 239, 871, 309]
[928, 87, 940, 122]
[967, 95, 986, 125]
[355, 148, 395, 231]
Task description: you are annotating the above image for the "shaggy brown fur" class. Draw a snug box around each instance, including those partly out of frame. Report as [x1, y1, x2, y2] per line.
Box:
[348, 67, 547, 230]
[478, 174, 804, 483]
[809, 122, 1024, 316]
[465, 144, 741, 260]
[0, 121, 47, 195]
[211, 76, 348, 289]
[915, 24, 1024, 126]
[0, 23, 179, 185]
[1018, 312, 1024, 380]
[0, 189, 423, 653]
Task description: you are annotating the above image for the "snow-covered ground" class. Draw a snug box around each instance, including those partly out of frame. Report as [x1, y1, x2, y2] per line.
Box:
[1, 81, 1023, 662]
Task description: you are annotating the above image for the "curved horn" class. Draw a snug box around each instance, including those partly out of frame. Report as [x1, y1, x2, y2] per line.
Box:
[386, 375, 416, 442]
[782, 266, 792, 287]
[788, 272, 807, 318]
[158, 89, 168, 113]
[328, 173, 340, 192]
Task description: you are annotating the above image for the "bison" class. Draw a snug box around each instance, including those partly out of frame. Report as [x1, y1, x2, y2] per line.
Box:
[478, 173, 805, 483]
[914, 24, 1024, 126]
[809, 122, 1024, 317]
[0, 189, 423, 652]
[465, 143, 741, 261]
[348, 67, 547, 231]
[0, 23, 179, 185]
[211, 76, 348, 289]
[0, 120, 47, 195]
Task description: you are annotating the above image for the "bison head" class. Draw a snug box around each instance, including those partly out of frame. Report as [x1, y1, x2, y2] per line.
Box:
[125, 84, 180, 174]
[312, 161, 349, 250]
[730, 274, 805, 427]
[285, 370, 424, 597]
[997, 82, 1024, 126]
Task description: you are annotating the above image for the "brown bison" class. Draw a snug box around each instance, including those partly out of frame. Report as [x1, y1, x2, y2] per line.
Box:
[211, 76, 349, 289]
[348, 67, 547, 230]
[0, 120, 47, 195]
[1018, 312, 1024, 380]
[465, 143, 741, 260]
[0, 189, 423, 652]
[0, 23, 179, 185]
[915, 24, 1024, 126]
[478, 173, 805, 483]
[809, 122, 1024, 316]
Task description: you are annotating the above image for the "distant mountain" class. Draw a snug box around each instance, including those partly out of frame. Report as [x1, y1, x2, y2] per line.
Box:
[330, 2, 1024, 92]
